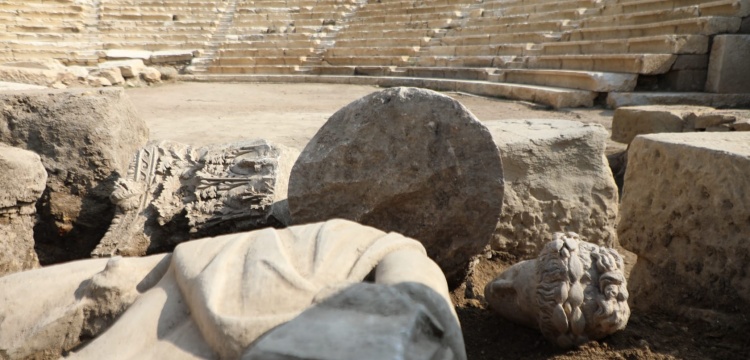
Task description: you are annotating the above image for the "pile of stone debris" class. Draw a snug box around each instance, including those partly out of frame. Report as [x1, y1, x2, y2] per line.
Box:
[0, 86, 747, 359]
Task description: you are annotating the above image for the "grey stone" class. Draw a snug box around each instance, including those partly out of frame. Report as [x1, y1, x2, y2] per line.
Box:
[243, 282, 466, 360]
[0, 144, 46, 276]
[485, 120, 618, 258]
[620, 133, 750, 312]
[288, 87, 504, 286]
[0, 88, 149, 263]
[93, 139, 298, 257]
[705, 35, 750, 93]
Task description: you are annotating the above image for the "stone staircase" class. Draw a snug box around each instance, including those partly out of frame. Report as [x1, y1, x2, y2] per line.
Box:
[0, 0, 748, 108]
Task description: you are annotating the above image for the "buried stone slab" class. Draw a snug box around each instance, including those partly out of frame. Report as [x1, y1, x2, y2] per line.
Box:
[288, 87, 504, 286]
[92, 139, 299, 257]
[485, 232, 630, 348]
[484, 119, 618, 259]
[0, 88, 148, 263]
[619, 133, 750, 312]
[0, 144, 47, 276]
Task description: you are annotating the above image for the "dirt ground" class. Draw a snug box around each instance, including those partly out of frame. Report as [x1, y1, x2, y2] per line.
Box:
[126, 82, 747, 360]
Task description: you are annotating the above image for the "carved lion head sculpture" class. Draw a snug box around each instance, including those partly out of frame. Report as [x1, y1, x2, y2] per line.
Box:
[485, 232, 630, 348]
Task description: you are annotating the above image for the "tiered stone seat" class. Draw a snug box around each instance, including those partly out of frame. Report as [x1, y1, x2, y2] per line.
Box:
[0, 0, 98, 65]
[202, 0, 361, 75]
[98, 0, 228, 51]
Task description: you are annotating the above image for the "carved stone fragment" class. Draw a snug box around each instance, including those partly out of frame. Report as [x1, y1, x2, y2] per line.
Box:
[289, 87, 504, 287]
[485, 232, 629, 348]
[0, 144, 47, 276]
[92, 139, 298, 257]
[0, 220, 458, 359]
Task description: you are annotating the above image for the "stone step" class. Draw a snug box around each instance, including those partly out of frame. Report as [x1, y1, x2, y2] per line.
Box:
[353, 4, 464, 17]
[526, 54, 678, 74]
[568, 16, 742, 41]
[220, 39, 320, 49]
[211, 56, 308, 66]
[206, 65, 302, 74]
[446, 20, 574, 37]
[324, 46, 421, 57]
[182, 73, 598, 108]
[218, 47, 315, 57]
[613, 0, 749, 16]
[439, 31, 562, 46]
[606, 92, 750, 108]
[323, 55, 414, 66]
[585, 0, 749, 28]
[335, 37, 430, 47]
[532, 34, 709, 55]
[335, 28, 442, 40]
[492, 69, 638, 92]
[421, 44, 527, 57]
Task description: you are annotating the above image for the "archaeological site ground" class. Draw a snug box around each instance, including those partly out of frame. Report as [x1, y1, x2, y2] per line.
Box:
[0, 0, 749, 359]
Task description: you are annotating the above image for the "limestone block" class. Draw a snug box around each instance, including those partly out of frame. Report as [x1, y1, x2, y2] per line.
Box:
[244, 282, 465, 360]
[149, 50, 194, 64]
[154, 66, 178, 81]
[87, 76, 111, 87]
[91, 67, 124, 85]
[485, 232, 629, 348]
[98, 59, 146, 78]
[0, 144, 46, 276]
[705, 35, 750, 93]
[619, 133, 750, 311]
[0, 81, 46, 91]
[92, 140, 299, 257]
[0, 65, 62, 87]
[0, 220, 455, 359]
[105, 49, 151, 60]
[140, 67, 161, 84]
[0, 88, 149, 263]
[0, 59, 67, 71]
[288, 87, 504, 286]
[611, 105, 711, 144]
[484, 120, 618, 258]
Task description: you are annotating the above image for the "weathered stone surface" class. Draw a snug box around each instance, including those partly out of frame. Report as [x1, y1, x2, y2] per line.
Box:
[154, 66, 178, 81]
[607, 92, 750, 109]
[93, 139, 299, 257]
[91, 67, 125, 85]
[484, 120, 618, 258]
[0, 144, 46, 276]
[87, 76, 111, 87]
[0, 65, 61, 87]
[149, 50, 194, 64]
[1, 220, 455, 359]
[140, 67, 161, 84]
[612, 106, 750, 144]
[485, 232, 629, 348]
[611, 105, 709, 144]
[288, 87, 504, 286]
[705, 35, 750, 93]
[0, 88, 149, 263]
[244, 282, 466, 360]
[0, 81, 46, 91]
[98, 59, 146, 78]
[619, 133, 750, 312]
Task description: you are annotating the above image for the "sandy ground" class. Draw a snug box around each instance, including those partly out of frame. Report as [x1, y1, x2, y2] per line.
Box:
[126, 82, 623, 152]
[124, 82, 747, 360]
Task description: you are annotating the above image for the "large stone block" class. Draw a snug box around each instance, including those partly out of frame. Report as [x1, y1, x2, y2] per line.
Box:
[0, 144, 46, 276]
[705, 35, 750, 93]
[288, 87, 504, 286]
[0, 88, 149, 263]
[619, 133, 750, 311]
[611, 105, 706, 144]
[485, 120, 618, 258]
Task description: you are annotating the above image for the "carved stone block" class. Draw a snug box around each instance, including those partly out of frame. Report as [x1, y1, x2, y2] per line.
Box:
[92, 139, 299, 257]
